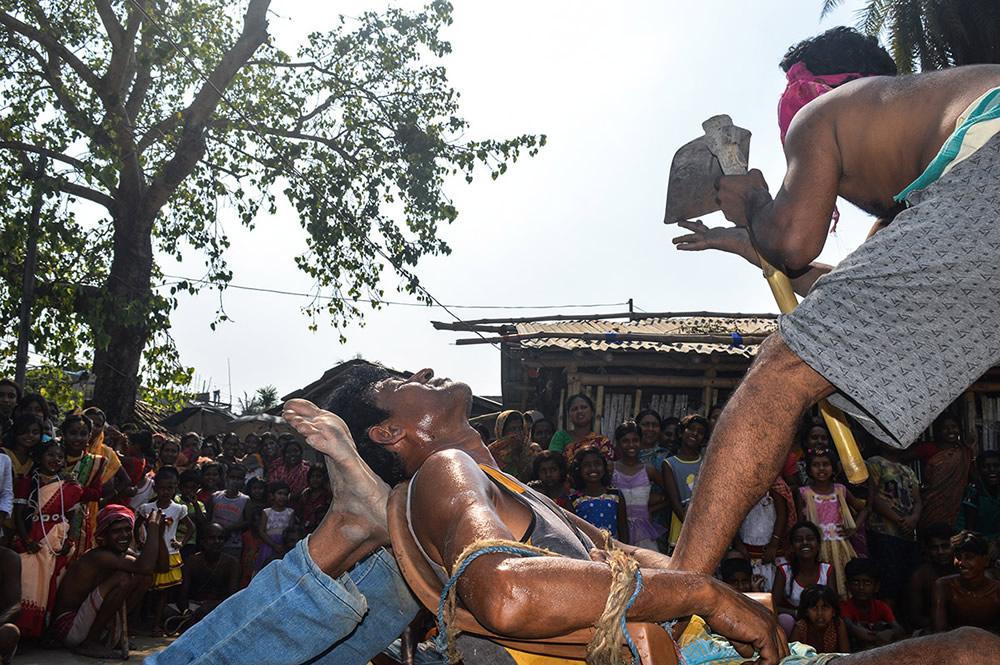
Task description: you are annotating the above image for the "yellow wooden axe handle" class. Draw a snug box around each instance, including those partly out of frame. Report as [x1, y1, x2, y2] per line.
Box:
[758, 256, 869, 484]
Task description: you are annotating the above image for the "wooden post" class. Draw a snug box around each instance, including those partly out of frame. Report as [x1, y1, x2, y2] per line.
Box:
[633, 389, 642, 418]
[595, 385, 605, 438]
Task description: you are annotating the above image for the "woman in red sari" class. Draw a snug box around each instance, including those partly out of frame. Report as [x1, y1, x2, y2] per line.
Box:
[913, 413, 973, 530]
[266, 438, 310, 500]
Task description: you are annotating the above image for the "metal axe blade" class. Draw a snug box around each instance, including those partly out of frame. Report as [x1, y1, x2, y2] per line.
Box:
[663, 114, 751, 224]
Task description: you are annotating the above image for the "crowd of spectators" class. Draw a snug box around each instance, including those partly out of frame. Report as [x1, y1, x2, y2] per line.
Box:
[0, 377, 327, 660]
[488, 393, 1000, 652]
[0, 376, 997, 660]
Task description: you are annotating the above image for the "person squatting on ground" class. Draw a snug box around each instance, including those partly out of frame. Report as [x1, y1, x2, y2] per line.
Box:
[51, 504, 163, 658]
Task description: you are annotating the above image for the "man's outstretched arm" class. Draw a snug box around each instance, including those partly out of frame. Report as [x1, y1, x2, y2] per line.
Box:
[411, 449, 787, 665]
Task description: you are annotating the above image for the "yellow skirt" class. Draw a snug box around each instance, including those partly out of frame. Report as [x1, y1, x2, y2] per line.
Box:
[152, 552, 183, 590]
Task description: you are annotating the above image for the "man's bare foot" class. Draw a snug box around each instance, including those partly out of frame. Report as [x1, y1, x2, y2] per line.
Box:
[73, 640, 119, 659]
[283, 399, 392, 573]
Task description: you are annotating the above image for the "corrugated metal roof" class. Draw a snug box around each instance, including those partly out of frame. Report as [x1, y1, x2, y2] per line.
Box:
[513, 315, 777, 358]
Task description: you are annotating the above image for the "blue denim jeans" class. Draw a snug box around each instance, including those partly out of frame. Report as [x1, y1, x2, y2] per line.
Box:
[146, 537, 419, 664]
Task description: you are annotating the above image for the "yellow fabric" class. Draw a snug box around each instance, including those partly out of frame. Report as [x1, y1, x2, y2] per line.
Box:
[152, 552, 184, 590]
[479, 464, 527, 495]
[503, 646, 585, 664]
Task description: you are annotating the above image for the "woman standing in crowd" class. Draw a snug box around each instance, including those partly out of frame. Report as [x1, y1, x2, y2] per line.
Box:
[488, 411, 540, 482]
[267, 438, 310, 500]
[62, 414, 109, 558]
[912, 413, 973, 530]
[548, 394, 614, 462]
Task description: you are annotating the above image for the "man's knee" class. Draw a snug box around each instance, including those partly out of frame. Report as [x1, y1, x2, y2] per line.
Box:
[744, 332, 833, 403]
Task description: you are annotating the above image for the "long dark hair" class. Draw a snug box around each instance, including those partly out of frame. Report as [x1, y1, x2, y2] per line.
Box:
[569, 446, 610, 490]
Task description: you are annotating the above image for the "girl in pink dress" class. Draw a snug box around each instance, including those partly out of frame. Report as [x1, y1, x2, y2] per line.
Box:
[796, 447, 868, 599]
[610, 422, 666, 550]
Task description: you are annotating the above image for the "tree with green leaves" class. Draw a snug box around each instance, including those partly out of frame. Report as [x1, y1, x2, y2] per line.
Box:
[822, 0, 1000, 72]
[238, 384, 278, 415]
[0, 0, 544, 423]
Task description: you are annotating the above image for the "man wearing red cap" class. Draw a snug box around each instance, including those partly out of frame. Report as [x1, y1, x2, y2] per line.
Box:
[51, 504, 164, 659]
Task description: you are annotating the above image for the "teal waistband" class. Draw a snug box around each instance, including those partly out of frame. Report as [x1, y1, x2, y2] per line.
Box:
[894, 86, 1000, 203]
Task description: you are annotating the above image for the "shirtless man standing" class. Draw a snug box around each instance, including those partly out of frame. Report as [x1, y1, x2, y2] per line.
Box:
[933, 531, 1000, 633]
[669, 27, 1000, 579]
[51, 505, 162, 658]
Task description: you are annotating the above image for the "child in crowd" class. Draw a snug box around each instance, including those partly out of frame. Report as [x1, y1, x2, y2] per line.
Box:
[774, 521, 837, 636]
[796, 447, 867, 599]
[790, 584, 850, 653]
[240, 477, 269, 587]
[295, 464, 331, 534]
[840, 558, 904, 650]
[255, 481, 296, 573]
[905, 522, 956, 633]
[958, 450, 1000, 560]
[282, 523, 307, 554]
[567, 446, 628, 543]
[196, 463, 223, 509]
[13, 440, 84, 637]
[662, 414, 708, 552]
[528, 450, 571, 508]
[864, 440, 922, 610]
[175, 470, 207, 561]
[719, 556, 755, 593]
[932, 530, 1000, 633]
[611, 421, 665, 550]
[210, 465, 249, 564]
[155, 438, 186, 472]
[737, 476, 794, 591]
[135, 466, 193, 637]
[2, 413, 43, 484]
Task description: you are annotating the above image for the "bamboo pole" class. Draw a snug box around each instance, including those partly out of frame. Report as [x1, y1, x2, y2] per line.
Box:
[758, 261, 868, 484]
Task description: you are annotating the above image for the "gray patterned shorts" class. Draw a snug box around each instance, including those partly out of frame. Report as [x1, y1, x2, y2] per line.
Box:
[779, 132, 1000, 447]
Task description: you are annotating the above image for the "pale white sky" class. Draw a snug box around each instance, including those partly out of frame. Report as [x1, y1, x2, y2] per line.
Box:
[163, 0, 875, 407]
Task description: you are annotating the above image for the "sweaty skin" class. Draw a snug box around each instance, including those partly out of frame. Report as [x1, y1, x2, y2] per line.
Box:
[668, 65, 1000, 580]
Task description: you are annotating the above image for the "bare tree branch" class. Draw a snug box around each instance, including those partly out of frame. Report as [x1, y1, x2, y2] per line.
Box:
[39, 175, 116, 211]
[0, 140, 98, 178]
[144, 0, 270, 216]
[94, 0, 125, 49]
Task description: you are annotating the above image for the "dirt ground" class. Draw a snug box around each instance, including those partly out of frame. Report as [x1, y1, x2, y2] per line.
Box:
[11, 635, 174, 664]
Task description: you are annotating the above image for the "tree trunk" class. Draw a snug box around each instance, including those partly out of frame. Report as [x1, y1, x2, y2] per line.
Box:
[91, 209, 155, 425]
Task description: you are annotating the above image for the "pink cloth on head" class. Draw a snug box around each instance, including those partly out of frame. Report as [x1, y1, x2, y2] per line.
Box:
[777, 61, 866, 231]
[777, 62, 863, 144]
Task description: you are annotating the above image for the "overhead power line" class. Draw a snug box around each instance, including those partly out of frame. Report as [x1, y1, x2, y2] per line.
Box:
[156, 273, 629, 310]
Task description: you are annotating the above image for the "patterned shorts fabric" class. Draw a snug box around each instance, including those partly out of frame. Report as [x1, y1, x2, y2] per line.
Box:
[780, 131, 1000, 447]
